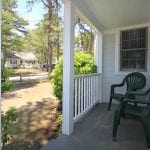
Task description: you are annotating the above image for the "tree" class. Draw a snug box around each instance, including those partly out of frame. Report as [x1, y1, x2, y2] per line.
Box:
[2, 0, 28, 63]
[21, 17, 63, 68]
[75, 17, 95, 54]
[22, 23, 48, 64]
[27, 0, 62, 73]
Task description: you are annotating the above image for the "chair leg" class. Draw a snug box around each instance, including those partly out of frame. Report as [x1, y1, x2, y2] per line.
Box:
[112, 109, 120, 141]
[108, 97, 112, 111]
[142, 117, 150, 148]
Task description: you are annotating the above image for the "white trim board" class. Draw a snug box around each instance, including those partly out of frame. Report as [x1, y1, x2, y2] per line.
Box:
[103, 22, 150, 35]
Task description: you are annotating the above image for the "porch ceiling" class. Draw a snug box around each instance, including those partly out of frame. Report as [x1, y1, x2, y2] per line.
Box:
[75, 0, 150, 30]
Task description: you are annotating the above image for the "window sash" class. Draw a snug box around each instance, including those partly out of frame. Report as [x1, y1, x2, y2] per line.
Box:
[120, 27, 148, 71]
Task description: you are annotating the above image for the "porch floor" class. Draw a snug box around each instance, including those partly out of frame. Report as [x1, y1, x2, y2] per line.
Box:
[43, 103, 150, 150]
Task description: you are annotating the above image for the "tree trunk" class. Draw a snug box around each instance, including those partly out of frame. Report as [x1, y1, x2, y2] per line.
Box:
[47, 0, 53, 73]
[56, 32, 60, 61]
[89, 31, 94, 54]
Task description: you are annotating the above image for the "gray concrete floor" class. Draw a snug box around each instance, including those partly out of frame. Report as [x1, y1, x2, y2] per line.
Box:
[43, 103, 150, 150]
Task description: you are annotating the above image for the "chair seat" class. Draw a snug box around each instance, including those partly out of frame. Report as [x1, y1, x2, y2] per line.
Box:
[111, 94, 125, 101]
[125, 104, 150, 118]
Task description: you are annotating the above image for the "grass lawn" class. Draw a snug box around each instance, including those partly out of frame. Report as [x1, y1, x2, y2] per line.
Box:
[12, 68, 47, 76]
[2, 80, 62, 150]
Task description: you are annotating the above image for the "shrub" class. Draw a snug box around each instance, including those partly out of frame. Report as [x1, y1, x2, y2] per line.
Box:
[2, 68, 12, 82]
[2, 107, 20, 149]
[1, 66, 14, 93]
[50, 51, 97, 100]
[2, 81, 14, 93]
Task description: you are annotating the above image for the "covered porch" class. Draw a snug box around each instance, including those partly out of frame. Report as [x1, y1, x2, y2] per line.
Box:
[44, 0, 150, 149]
[43, 104, 148, 150]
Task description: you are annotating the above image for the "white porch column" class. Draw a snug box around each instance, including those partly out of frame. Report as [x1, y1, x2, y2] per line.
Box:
[94, 32, 103, 73]
[0, 0, 2, 147]
[94, 32, 103, 102]
[62, 0, 75, 135]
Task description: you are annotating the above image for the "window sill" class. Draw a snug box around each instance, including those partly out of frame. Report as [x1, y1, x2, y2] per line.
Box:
[115, 71, 150, 76]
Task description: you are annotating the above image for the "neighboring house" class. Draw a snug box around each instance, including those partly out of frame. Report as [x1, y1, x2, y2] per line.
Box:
[5, 52, 21, 68]
[5, 52, 39, 68]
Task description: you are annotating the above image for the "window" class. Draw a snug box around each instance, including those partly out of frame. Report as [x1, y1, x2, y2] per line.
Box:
[120, 27, 147, 71]
[10, 60, 12, 64]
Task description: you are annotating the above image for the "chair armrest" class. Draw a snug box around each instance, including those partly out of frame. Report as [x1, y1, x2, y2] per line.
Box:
[123, 98, 150, 105]
[125, 88, 150, 97]
[111, 81, 125, 95]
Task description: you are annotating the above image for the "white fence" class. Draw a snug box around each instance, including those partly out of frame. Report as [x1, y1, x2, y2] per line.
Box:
[74, 73, 101, 122]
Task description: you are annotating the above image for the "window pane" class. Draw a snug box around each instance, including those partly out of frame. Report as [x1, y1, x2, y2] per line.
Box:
[128, 60, 136, 69]
[130, 30, 137, 40]
[130, 50, 144, 59]
[121, 60, 128, 68]
[137, 60, 145, 69]
[130, 39, 137, 49]
[138, 39, 146, 48]
[122, 41, 129, 49]
[122, 31, 129, 40]
[121, 50, 146, 69]
[136, 50, 145, 59]
[138, 28, 146, 39]
[121, 51, 128, 59]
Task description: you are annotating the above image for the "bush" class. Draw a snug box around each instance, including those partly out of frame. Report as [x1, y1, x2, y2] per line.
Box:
[1, 66, 14, 93]
[2, 81, 14, 93]
[2, 68, 12, 82]
[2, 107, 20, 149]
[50, 51, 97, 100]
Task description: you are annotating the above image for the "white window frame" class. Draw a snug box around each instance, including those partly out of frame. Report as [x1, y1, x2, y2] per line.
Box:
[120, 27, 147, 71]
[115, 24, 150, 75]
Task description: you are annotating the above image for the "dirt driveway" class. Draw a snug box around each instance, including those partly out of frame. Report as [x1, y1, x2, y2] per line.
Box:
[2, 80, 61, 149]
[2, 80, 55, 112]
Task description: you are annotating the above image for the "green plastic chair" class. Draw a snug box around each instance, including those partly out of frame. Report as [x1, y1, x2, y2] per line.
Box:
[108, 72, 146, 110]
[112, 89, 150, 148]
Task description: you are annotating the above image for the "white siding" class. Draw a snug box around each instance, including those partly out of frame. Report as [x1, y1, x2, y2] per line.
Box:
[102, 27, 150, 102]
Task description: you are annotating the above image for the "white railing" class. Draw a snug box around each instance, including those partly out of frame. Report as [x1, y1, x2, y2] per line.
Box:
[74, 73, 101, 122]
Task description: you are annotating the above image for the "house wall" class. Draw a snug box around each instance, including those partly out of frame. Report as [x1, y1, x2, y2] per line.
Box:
[102, 23, 150, 102]
[5, 58, 21, 68]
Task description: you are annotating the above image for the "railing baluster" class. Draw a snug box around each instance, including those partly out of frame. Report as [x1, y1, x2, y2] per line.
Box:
[96, 75, 98, 101]
[95, 75, 97, 102]
[81, 77, 83, 113]
[83, 78, 86, 111]
[74, 78, 77, 119]
[78, 78, 81, 115]
[88, 76, 90, 108]
[74, 73, 101, 122]
[90, 76, 92, 106]
[93, 76, 95, 104]
[86, 77, 88, 110]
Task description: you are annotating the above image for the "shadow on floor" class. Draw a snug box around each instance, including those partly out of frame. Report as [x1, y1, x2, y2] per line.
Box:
[43, 103, 150, 150]
[6, 98, 61, 150]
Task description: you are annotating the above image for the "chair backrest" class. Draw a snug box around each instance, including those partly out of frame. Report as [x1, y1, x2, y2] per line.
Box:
[124, 72, 146, 91]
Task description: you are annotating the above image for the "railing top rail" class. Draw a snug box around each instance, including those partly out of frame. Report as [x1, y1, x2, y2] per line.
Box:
[74, 73, 101, 79]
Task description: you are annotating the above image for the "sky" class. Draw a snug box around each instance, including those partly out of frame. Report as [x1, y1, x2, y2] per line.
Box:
[16, 0, 46, 29]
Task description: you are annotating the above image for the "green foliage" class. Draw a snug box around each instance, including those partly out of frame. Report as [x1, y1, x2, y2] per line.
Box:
[75, 17, 95, 53]
[2, 68, 13, 81]
[2, 81, 14, 93]
[1, 60, 14, 92]
[2, 107, 20, 149]
[2, 0, 28, 61]
[1, 65, 14, 92]
[50, 51, 97, 100]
